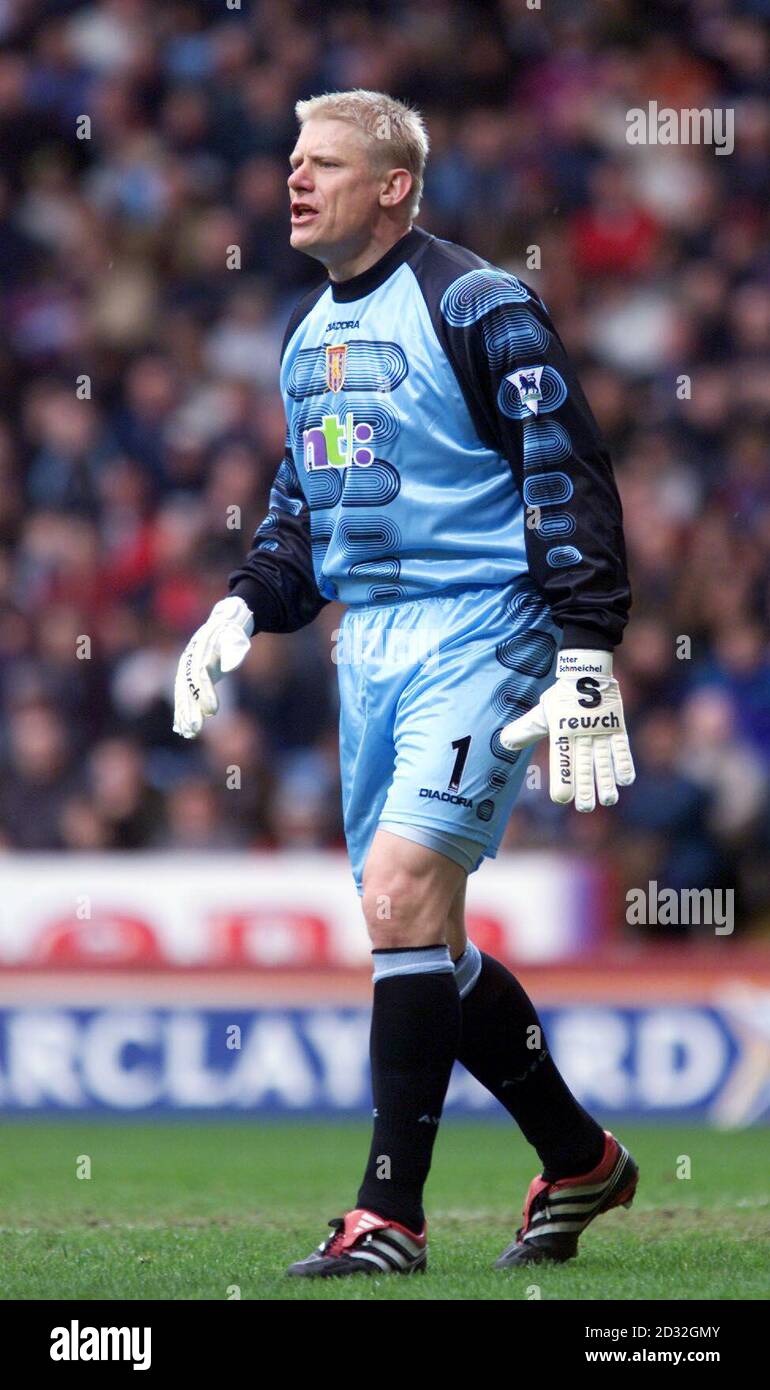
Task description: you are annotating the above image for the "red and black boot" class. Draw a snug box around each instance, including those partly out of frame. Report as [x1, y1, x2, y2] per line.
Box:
[287, 1208, 427, 1278]
[495, 1129, 639, 1267]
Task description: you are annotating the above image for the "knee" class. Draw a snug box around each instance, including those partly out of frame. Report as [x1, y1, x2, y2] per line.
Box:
[362, 862, 435, 949]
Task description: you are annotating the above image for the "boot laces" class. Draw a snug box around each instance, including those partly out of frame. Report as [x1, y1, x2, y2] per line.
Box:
[321, 1217, 347, 1258]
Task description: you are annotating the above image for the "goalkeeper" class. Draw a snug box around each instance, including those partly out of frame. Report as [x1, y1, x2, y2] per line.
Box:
[174, 90, 638, 1276]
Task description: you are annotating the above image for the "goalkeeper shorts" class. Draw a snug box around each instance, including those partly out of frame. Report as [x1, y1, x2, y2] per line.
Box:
[336, 578, 559, 893]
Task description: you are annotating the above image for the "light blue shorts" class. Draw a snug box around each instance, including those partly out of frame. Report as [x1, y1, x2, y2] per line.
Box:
[336, 579, 559, 892]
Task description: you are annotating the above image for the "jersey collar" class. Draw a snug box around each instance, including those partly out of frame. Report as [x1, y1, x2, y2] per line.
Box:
[330, 226, 431, 303]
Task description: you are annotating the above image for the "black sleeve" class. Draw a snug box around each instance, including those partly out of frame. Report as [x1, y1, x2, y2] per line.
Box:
[436, 272, 631, 650]
[227, 445, 328, 633]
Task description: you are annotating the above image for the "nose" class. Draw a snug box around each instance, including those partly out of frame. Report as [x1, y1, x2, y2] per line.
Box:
[288, 161, 313, 193]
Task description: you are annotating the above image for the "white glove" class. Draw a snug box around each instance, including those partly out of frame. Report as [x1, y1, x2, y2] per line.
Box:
[500, 649, 635, 812]
[173, 596, 254, 739]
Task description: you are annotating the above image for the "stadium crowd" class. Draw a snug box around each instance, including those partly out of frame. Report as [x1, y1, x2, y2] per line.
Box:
[0, 0, 768, 934]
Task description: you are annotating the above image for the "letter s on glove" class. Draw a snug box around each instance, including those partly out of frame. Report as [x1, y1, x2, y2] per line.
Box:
[173, 596, 254, 740]
[499, 649, 635, 813]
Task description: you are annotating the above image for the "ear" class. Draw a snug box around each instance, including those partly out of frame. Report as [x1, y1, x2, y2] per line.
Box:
[380, 168, 413, 212]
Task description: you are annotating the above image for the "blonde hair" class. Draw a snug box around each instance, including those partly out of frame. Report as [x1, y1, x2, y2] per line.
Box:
[294, 89, 429, 221]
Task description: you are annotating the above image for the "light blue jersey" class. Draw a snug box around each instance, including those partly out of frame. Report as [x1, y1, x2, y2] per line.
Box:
[230, 225, 630, 650]
[281, 259, 528, 605]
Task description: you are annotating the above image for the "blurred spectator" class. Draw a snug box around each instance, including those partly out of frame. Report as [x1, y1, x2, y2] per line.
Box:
[615, 708, 726, 938]
[87, 735, 165, 847]
[0, 704, 78, 848]
[163, 776, 237, 850]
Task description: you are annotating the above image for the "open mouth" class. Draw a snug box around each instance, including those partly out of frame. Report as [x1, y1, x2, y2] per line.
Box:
[291, 202, 319, 225]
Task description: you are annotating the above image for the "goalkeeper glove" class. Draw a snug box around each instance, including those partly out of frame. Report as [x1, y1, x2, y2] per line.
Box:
[173, 596, 254, 740]
[500, 649, 635, 812]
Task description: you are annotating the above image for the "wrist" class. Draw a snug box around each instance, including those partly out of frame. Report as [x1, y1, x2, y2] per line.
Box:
[560, 622, 615, 652]
[211, 595, 255, 637]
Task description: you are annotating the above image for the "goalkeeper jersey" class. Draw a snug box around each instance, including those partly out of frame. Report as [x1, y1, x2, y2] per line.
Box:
[229, 225, 630, 650]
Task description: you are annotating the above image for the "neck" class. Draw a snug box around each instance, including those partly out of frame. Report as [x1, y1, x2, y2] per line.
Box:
[326, 223, 412, 282]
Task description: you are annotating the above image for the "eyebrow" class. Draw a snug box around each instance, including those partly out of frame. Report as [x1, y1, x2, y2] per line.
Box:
[289, 150, 345, 168]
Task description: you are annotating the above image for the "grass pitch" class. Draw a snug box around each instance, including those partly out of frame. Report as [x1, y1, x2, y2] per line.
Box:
[0, 1120, 767, 1300]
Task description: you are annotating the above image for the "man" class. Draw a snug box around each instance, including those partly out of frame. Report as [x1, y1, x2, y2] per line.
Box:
[173, 90, 638, 1277]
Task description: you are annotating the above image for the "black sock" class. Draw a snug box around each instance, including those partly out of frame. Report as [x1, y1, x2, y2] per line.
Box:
[458, 952, 604, 1180]
[357, 960, 461, 1232]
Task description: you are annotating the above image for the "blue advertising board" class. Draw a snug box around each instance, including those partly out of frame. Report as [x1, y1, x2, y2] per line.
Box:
[0, 1001, 766, 1124]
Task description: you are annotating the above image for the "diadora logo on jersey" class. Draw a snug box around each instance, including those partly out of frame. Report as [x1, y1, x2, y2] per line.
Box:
[325, 343, 347, 393]
[419, 788, 473, 808]
[506, 365, 544, 415]
[326, 320, 360, 331]
[303, 412, 374, 470]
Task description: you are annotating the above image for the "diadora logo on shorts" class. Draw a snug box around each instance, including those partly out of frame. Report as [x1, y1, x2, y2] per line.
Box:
[303, 412, 374, 470]
[419, 787, 473, 808]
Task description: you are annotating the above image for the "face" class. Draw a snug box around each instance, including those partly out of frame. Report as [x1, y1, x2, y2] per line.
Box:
[288, 117, 393, 266]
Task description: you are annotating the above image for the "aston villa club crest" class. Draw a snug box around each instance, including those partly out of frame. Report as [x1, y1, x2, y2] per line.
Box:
[326, 343, 348, 393]
[506, 364, 544, 415]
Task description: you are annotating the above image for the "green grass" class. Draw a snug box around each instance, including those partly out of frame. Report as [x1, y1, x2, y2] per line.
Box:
[0, 1121, 767, 1300]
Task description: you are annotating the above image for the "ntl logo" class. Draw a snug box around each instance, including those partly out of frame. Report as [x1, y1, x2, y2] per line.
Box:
[303, 413, 374, 470]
